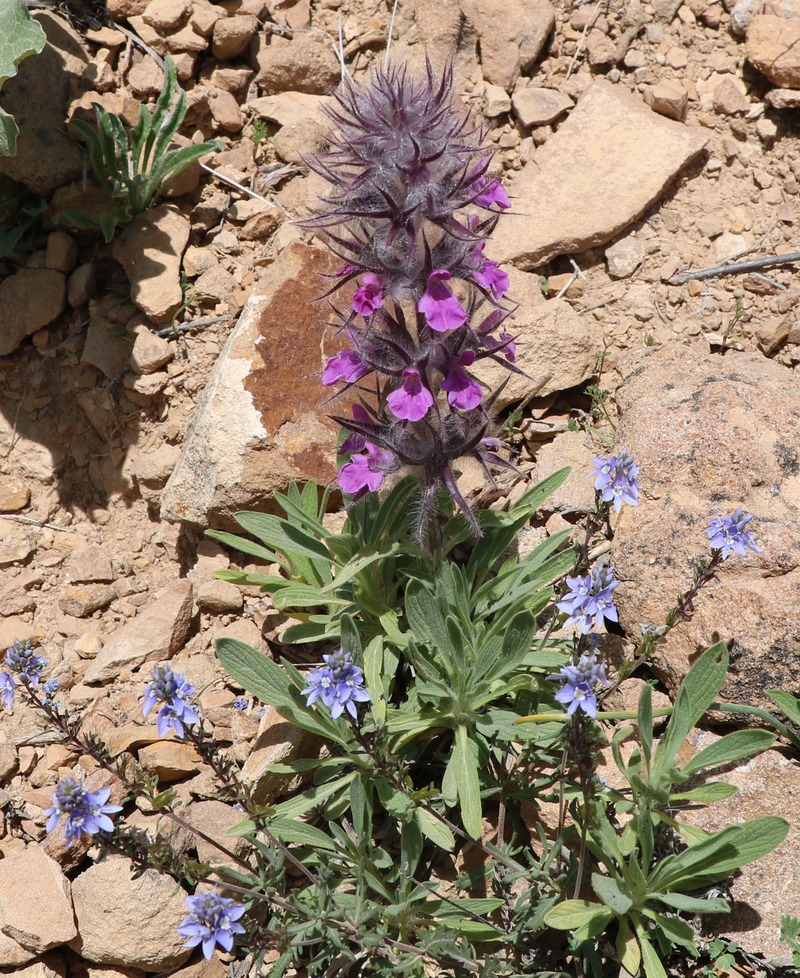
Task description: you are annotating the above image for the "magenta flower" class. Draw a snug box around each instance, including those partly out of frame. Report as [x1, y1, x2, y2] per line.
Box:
[472, 176, 510, 210]
[418, 269, 467, 333]
[471, 243, 509, 299]
[322, 349, 368, 386]
[338, 443, 395, 495]
[441, 351, 482, 411]
[352, 273, 384, 316]
[386, 368, 435, 421]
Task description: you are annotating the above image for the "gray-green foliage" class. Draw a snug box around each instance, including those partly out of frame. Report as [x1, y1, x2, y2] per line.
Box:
[59, 56, 223, 241]
[0, 0, 46, 156]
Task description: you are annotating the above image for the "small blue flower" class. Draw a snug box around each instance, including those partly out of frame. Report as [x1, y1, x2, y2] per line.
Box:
[44, 778, 122, 847]
[177, 891, 247, 960]
[0, 672, 15, 711]
[590, 449, 641, 513]
[705, 508, 762, 560]
[141, 664, 201, 739]
[302, 649, 371, 720]
[43, 678, 60, 698]
[557, 565, 620, 635]
[5, 639, 47, 686]
[548, 652, 611, 718]
[232, 698, 249, 712]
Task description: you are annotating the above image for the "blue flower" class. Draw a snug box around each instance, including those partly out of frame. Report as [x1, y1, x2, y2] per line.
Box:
[557, 565, 620, 635]
[548, 653, 611, 718]
[141, 664, 201, 738]
[0, 672, 15, 711]
[5, 639, 47, 686]
[177, 891, 246, 960]
[590, 450, 640, 513]
[44, 778, 122, 847]
[302, 649, 371, 720]
[232, 698, 248, 712]
[705, 508, 762, 560]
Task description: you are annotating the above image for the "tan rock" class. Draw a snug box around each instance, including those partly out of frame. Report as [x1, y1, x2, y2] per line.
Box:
[251, 33, 340, 94]
[605, 234, 644, 278]
[142, 0, 191, 30]
[66, 545, 114, 583]
[492, 81, 708, 269]
[69, 855, 191, 971]
[765, 85, 800, 108]
[81, 318, 132, 380]
[511, 87, 573, 127]
[4, 952, 69, 978]
[83, 579, 193, 684]
[184, 799, 250, 868]
[160, 243, 348, 525]
[713, 76, 750, 114]
[58, 584, 117, 618]
[757, 312, 792, 353]
[190, 0, 227, 36]
[130, 324, 174, 374]
[613, 344, 800, 710]
[206, 87, 243, 132]
[113, 205, 190, 324]
[212, 14, 257, 59]
[67, 263, 97, 309]
[138, 741, 202, 781]
[0, 269, 66, 357]
[166, 23, 208, 52]
[0, 482, 30, 512]
[127, 58, 166, 98]
[196, 579, 244, 614]
[0, 847, 76, 952]
[44, 232, 78, 274]
[241, 705, 324, 804]
[746, 14, 800, 87]
[531, 431, 597, 513]
[648, 78, 689, 120]
[0, 930, 38, 967]
[461, 0, 555, 90]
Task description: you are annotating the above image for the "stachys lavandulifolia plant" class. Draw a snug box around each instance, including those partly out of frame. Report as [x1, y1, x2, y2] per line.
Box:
[305, 58, 519, 543]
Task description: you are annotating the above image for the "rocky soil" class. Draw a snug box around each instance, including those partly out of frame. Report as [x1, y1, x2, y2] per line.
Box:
[1, 0, 800, 973]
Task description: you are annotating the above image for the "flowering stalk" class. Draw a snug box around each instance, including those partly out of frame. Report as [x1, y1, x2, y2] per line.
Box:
[306, 59, 519, 543]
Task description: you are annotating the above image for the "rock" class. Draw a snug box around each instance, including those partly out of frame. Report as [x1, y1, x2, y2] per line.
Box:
[2, 953, 68, 978]
[648, 78, 689, 120]
[0, 847, 76, 952]
[160, 242, 348, 526]
[531, 431, 597, 513]
[166, 24, 208, 52]
[127, 58, 165, 98]
[0, 482, 31, 511]
[511, 87, 573, 128]
[461, 0, 555, 90]
[652, 0, 682, 18]
[44, 233, 78, 274]
[66, 545, 114, 583]
[137, 742, 202, 781]
[69, 855, 191, 971]
[612, 344, 800, 709]
[0, 269, 66, 357]
[83, 579, 193, 684]
[113, 205, 191, 325]
[240, 705, 324, 804]
[76, 389, 118, 441]
[206, 87, 243, 132]
[482, 84, 511, 117]
[0, 571, 38, 616]
[680, 738, 800, 959]
[765, 86, 800, 107]
[191, 0, 226, 35]
[757, 312, 792, 353]
[0, 930, 38, 967]
[67, 263, 97, 309]
[129, 323, 174, 374]
[605, 234, 644, 278]
[472, 265, 595, 408]
[212, 14, 257, 59]
[0, 13, 85, 194]
[712, 76, 750, 114]
[58, 584, 117, 618]
[491, 81, 708, 269]
[81, 318, 132, 380]
[585, 29, 617, 66]
[251, 34, 340, 94]
[184, 799, 250, 869]
[142, 0, 191, 30]
[747, 15, 800, 87]
[191, 264, 237, 303]
[128, 443, 182, 493]
[0, 527, 35, 567]
[730, 0, 764, 36]
[196, 579, 244, 614]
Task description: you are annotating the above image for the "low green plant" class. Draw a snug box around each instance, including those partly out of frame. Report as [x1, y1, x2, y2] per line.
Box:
[781, 914, 800, 968]
[251, 118, 268, 147]
[0, 0, 46, 156]
[0, 190, 46, 258]
[58, 57, 223, 241]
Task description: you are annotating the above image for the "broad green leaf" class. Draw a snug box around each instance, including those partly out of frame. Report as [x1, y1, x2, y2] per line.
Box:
[641, 909, 697, 952]
[679, 729, 775, 778]
[206, 528, 282, 567]
[616, 918, 641, 977]
[638, 682, 653, 775]
[271, 771, 357, 819]
[0, 0, 46, 156]
[416, 807, 455, 852]
[591, 873, 632, 915]
[266, 817, 337, 852]
[452, 725, 482, 838]
[765, 689, 800, 726]
[271, 584, 347, 610]
[544, 900, 613, 940]
[654, 893, 730, 914]
[637, 927, 668, 978]
[670, 782, 738, 803]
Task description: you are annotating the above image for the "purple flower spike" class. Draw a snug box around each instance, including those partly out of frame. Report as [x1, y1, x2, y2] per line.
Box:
[142, 664, 201, 739]
[442, 351, 483, 411]
[705, 507, 762, 560]
[0, 672, 15, 711]
[5, 639, 47, 686]
[338, 443, 396, 496]
[322, 349, 368, 386]
[472, 176, 510, 210]
[548, 652, 611, 718]
[418, 269, 467, 333]
[472, 244, 509, 299]
[591, 449, 641, 514]
[44, 778, 123, 847]
[302, 648, 371, 720]
[178, 891, 247, 960]
[352, 273, 384, 316]
[557, 565, 620, 635]
[387, 368, 435, 422]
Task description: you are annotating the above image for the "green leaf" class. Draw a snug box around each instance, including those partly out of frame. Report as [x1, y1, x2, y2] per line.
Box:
[543, 900, 613, 940]
[669, 782, 738, 803]
[765, 689, 800, 726]
[451, 725, 482, 839]
[416, 807, 455, 852]
[655, 893, 730, 915]
[266, 816, 337, 852]
[234, 511, 331, 564]
[616, 918, 641, 977]
[679, 728, 775, 779]
[591, 873, 632, 915]
[0, 0, 46, 156]
[205, 528, 282, 567]
[637, 928, 668, 978]
[271, 772, 357, 820]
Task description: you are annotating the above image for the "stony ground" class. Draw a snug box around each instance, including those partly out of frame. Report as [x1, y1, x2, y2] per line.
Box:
[1, 0, 800, 973]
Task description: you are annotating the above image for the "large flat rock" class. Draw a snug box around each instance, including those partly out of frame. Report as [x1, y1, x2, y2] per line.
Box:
[491, 80, 708, 269]
[160, 241, 346, 527]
